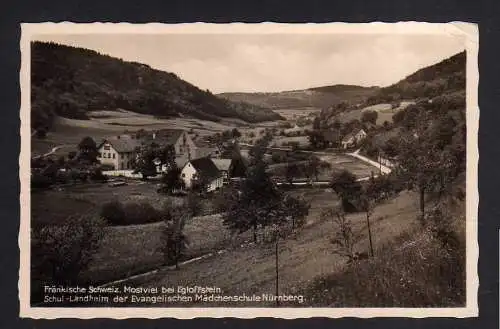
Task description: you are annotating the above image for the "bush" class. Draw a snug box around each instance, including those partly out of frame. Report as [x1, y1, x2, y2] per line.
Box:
[100, 201, 126, 225]
[122, 202, 161, 225]
[101, 201, 161, 225]
[31, 215, 105, 287]
[299, 229, 465, 307]
[89, 168, 108, 182]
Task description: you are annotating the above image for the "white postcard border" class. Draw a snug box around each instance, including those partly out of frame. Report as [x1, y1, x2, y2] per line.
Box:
[19, 21, 479, 319]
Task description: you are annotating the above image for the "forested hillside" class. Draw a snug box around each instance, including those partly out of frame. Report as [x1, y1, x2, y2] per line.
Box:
[31, 42, 283, 131]
[365, 51, 466, 105]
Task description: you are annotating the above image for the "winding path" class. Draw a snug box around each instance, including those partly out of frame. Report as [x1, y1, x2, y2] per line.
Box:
[32, 145, 68, 160]
[345, 149, 392, 175]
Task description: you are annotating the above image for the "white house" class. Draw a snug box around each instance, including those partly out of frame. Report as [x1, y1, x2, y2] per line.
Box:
[97, 135, 140, 170]
[181, 157, 224, 192]
[341, 129, 367, 149]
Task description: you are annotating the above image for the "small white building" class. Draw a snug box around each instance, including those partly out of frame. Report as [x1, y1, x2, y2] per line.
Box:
[341, 129, 367, 149]
[181, 157, 224, 192]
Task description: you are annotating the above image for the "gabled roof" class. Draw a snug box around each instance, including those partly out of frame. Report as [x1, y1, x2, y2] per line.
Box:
[188, 157, 221, 180]
[342, 129, 366, 143]
[194, 146, 218, 159]
[211, 158, 232, 171]
[342, 133, 356, 143]
[99, 135, 141, 153]
[139, 129, 185, 146]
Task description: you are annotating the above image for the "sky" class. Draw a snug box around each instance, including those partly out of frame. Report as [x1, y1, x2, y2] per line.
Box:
[33, 33, 465, 93]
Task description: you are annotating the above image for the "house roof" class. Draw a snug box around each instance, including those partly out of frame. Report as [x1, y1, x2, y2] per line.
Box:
[342, 129, 366, 143]
[99, 135, 141, 153]
[139, 129, 185, 146]
[188, 158, 221, 180]
[194, 147, 218, 159]
[342, 133, 355, 143]
[211, 158, 232, 171]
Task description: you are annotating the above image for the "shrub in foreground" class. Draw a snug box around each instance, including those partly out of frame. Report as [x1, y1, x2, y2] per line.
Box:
[31, 215, 105, 288]
[298, 230, 465, 307]
[100, 201, 162, 226]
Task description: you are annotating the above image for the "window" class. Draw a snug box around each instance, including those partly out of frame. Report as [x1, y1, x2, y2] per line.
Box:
[104, 145, 110, 150]
[112, 154, 115, 159]
[181, 173, 185, 177]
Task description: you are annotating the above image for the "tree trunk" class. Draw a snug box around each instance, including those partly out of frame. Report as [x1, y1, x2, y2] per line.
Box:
[275, 238, 279, 307]
[419, 187, 425, 219]
[253, 223, 257, 243]
[366, 211, 374, 257]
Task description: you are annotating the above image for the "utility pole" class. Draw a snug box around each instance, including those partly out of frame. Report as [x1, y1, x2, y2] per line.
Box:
[275, 231, 280, 307]
[379, 149, 382, 175]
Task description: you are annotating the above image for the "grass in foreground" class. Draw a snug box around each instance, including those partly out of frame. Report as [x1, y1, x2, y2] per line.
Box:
[299, 227, 465, 307]
[111, 191, 419, 307]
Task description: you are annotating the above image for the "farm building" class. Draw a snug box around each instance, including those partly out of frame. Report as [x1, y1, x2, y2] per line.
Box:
[341, 129, 367, 149]
[98, 129, 197, 170]
[141, 129, 196, 160]
[97, 135, 140, 170]
[181, 157, 224, 192]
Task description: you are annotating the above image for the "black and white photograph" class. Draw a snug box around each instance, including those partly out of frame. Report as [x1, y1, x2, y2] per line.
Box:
[19, 22, 479, 318]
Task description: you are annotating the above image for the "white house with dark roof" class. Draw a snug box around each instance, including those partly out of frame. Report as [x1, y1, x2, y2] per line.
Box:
[181, 157, 224, 192]
[341, 129, 367, 149]
[97, 135, 141, 170]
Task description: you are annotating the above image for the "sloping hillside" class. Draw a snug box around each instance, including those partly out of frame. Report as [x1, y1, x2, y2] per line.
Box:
[31, 42, 283, 131]
[218, 84, 378, 111]
[365, 51, 466, 105]
[319, 51, 466, 126]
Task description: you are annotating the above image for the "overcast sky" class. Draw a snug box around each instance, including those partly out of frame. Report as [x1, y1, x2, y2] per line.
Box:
[33, 33, 465, 93]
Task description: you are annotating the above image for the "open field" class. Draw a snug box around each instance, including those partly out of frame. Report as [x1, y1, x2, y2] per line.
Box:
[32, 181, 344, 287]
[335, 101, 415, 125]
[31, 181, 168, 226]
[31, 181, 244, 285]
[82, 213, 241, 285]
[318, 154, 379, 178]
[272, 135, 309, 147]
[273, 108, 321, 121]
[119, 190, 420, 307]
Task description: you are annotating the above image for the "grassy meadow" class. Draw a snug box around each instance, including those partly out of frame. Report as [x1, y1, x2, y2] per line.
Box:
[118, 191, 421, 307]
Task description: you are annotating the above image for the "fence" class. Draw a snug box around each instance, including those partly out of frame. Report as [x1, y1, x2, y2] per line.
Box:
[102, 170, 161, 179]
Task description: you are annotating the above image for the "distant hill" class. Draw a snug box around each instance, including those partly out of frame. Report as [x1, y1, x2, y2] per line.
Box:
[31, 42, 283, 131]
[365, 51, 466, 105]
[354, 51, 466, 173]
[319, 51, 466, 125]
[218, 84, 378, 111]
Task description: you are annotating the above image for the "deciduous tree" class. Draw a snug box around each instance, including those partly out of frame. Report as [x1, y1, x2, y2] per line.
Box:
[161, 206, 189, 270]
[330, 170, 362, 212]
